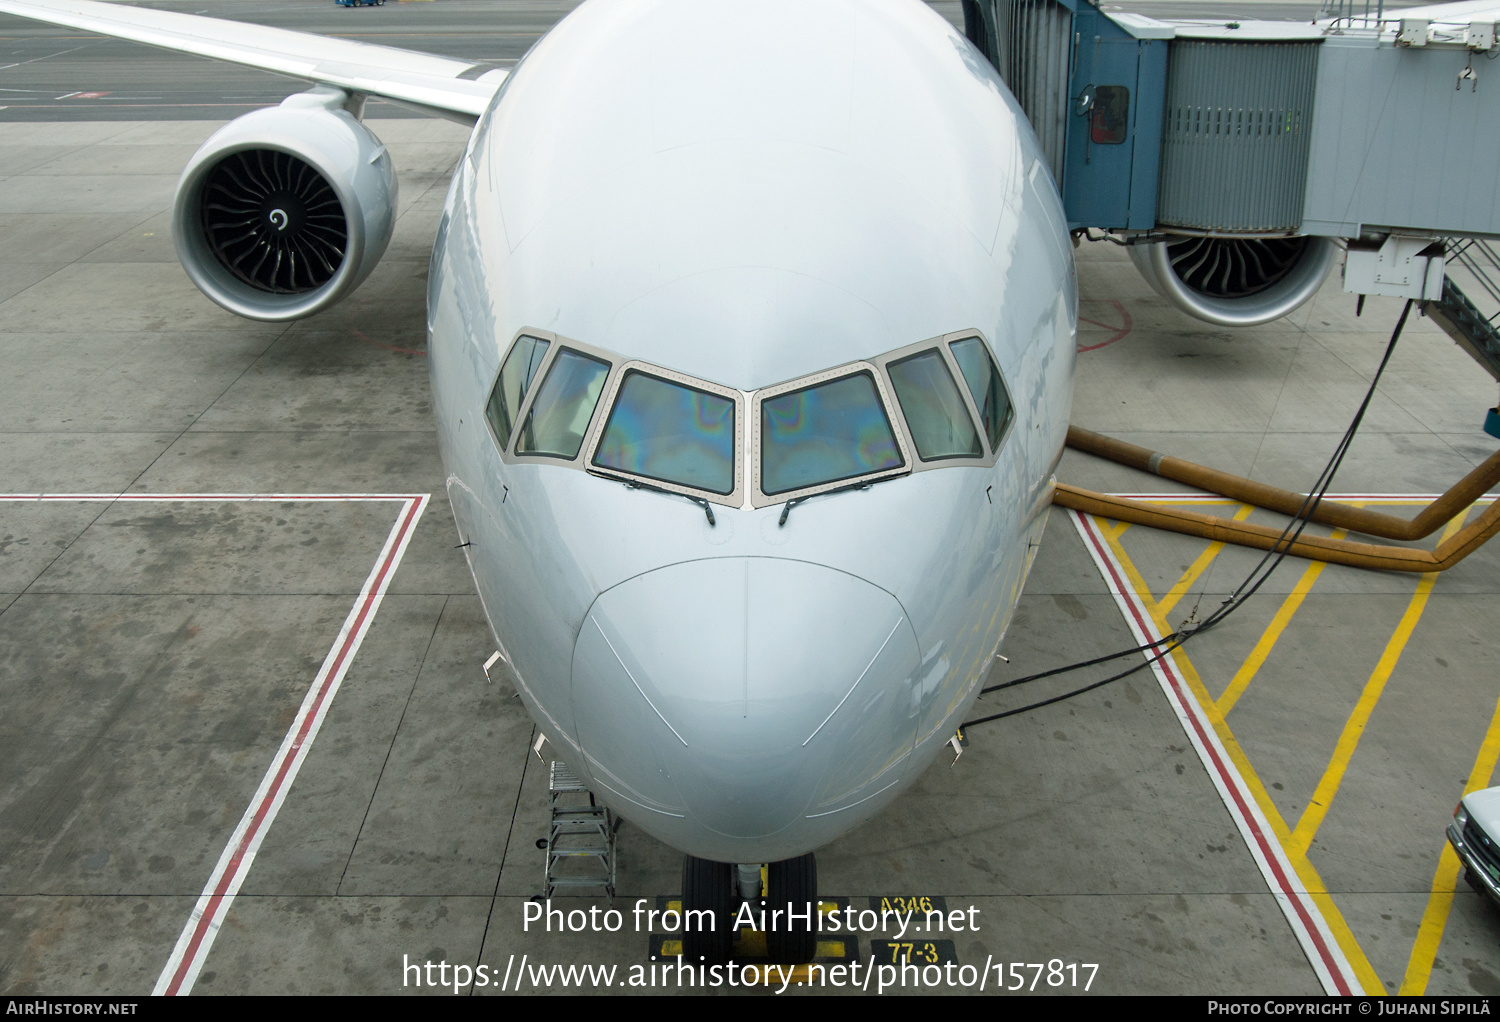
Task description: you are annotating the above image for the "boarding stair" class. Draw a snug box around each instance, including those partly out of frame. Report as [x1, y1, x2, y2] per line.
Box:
[1425, 239, 1500, 384]
[543, 760, 616, 903]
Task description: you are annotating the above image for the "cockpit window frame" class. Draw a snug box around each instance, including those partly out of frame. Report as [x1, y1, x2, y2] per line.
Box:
[486, 328, 1017, 513]
[494, 330, 621, 470]
[749, 361, 912, 509]
[583, 360, 746, 509]
[943, 329, 1015, 457]
[868, 334, 998, 472]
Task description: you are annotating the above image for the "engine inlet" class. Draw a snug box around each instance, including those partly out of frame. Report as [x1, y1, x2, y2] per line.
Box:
[1165, 236, 1311, 299]
[201, 149, 348, 294]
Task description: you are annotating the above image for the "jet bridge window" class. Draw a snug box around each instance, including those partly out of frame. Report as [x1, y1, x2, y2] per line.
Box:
[949, 336, 1013, 450]
[516, 348, 611, 459]
[592, 370, 736, 495]
[1090, 85, 1129, 145]
[886, 349, 983, 461]
[760, 371, 903, 496]
[486, 334, 550, 451]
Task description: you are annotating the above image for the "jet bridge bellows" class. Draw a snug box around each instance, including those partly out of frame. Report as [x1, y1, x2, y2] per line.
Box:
[1155, 40, 1319, 233]
[968, 0, 1500, 335]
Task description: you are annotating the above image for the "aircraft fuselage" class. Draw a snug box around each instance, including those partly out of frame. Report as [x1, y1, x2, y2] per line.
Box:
[427, 0, 1076, 863]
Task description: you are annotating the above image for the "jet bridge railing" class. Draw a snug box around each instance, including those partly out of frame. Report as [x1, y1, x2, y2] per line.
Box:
[1314, 0, 1386, 28]
[1446, 239, 1500, 338]
[1424, 239, 1500, 384]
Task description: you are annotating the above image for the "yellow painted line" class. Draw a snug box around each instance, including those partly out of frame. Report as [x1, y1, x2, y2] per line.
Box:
[1099, 525, 1387, 995]
[1217, 526, 1348, 716]
[1136, 497, 1243, 507]
[1157, 503, 1254, 619]
[660, 933, 848, 967]
[1289, 510, 1472, 856]
[1399, 688, 1500, 994]
[1103, 518, 1131, 540]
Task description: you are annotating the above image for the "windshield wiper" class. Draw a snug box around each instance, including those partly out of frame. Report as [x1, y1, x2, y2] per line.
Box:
[589, 470, 716, 526]
[779, 474, 900, 527]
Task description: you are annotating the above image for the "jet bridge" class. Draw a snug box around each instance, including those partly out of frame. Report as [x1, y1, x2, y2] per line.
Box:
[963, 0, 1500, 365]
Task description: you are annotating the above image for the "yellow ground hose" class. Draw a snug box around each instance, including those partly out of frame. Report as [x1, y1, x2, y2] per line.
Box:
[1055, 427, 1500, 573]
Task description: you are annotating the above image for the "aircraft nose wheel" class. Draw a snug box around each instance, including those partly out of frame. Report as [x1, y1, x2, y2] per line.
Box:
[680, 855, 735, 964]
[766, 852, 818, 964]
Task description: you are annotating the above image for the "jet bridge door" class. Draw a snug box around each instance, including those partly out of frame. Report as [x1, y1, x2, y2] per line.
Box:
[982, 0, 1165, 229]
[1061, 16, 1166, 231]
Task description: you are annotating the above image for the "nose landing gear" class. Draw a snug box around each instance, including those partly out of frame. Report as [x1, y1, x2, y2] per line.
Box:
[766, 852, 818, 964]
[680, 855, 734, 964]
[679, 852, 819, 965]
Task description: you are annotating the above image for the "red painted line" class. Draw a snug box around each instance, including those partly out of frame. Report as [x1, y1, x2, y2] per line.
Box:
[0, 493, 422, 502]
[3, 103, 277, 110]
[160, 496, 423, 995]
[351, 325, 426, 358]
[1077, 300, 1133, 352]
[1074, 513, 1355, 995]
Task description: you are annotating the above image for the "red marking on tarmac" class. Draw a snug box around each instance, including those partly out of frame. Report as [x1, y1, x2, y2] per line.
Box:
[4, 103, 275, 110]
[0, 493, 424, 502]
[158, 494, 425, 995]
[352, 325, 426, 358]
[1071, 510, 1358, 996]
[1077, 299, 1132, 352]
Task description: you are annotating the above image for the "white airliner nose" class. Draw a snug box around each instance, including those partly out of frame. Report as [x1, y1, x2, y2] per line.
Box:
[571, 556, 921, 863]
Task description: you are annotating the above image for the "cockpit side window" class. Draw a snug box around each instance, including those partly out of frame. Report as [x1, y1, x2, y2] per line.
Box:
[949, 336, 1013, 450]
[886, 349, 983, 461]
[486, 334, 550, 451]
[515, 347, 611, 459]
[592, 370, 736, 496]
[759, 371, 904, 496]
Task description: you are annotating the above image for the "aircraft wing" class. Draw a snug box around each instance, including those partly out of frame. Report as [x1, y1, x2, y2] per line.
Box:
[0, 0, 506, 122]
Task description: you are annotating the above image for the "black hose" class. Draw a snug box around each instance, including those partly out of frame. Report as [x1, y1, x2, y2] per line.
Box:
[962, 300, 1414, 730]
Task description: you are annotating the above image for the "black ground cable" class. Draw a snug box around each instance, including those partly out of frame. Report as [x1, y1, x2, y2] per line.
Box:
[962, 299, 1415, 730]
[976, 631, 1184, 697]
[1186, 298, 1413, 635]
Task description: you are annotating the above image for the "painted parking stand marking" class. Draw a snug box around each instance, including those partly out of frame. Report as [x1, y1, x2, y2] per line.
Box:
[1217, 539, 1343, 717]
[1289, 510, 1471, 856]
[1156, 502, 1253, 618]
[1076, 299, 1133, 352]
[1070, 492, 1499, 996]
[0, 491, 429, 996]
[1401, 689, 1500, 993]
[1070, 505, 1361, 995]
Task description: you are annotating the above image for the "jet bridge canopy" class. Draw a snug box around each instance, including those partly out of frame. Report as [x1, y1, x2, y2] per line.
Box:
[971, 0, 1500, 241]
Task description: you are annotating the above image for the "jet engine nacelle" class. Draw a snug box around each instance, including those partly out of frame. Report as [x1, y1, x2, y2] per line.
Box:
[1128, 235, 1337, 328]
[171, 88, 397, 322]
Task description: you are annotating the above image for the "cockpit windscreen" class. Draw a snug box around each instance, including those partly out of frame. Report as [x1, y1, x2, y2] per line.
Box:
[486, 334, 549, 450]
[516, 348, 611, 459]
[759, 371, 903, 495]
[592, 370, 736, 495]
[886, 349, 983, 460]
[949, 336, 1013, 450]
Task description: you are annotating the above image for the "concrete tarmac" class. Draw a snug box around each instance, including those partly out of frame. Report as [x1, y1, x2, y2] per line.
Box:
[0, 0, 585, 121]
[0, 0, 1499, 1001]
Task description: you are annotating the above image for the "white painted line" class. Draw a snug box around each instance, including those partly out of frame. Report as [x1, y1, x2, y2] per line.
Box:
[0, 493, 426, 502]
[1068, 508, 1361, 996]
[1102, 492, 1498, 504]
[137, 493, 429, 995]
[4, 492, 434, 991]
